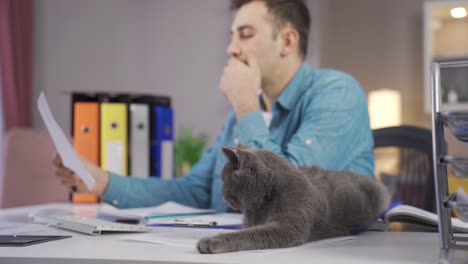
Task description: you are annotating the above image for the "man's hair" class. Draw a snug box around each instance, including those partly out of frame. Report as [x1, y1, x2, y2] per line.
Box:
[230, 0, 311, 59]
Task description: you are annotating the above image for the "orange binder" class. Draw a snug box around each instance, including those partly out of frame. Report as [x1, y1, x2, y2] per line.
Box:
[73, 102, 100, 164]
[72, 102, 100, 203]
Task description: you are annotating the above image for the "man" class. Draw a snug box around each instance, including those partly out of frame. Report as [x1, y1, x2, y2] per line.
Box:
[54, 0, 374, 212]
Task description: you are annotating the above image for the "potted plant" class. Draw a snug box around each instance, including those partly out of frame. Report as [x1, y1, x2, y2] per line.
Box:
[174, 128, 208, 177]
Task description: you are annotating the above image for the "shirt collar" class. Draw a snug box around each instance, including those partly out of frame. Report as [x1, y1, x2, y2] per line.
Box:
[275, 63, 311, 111]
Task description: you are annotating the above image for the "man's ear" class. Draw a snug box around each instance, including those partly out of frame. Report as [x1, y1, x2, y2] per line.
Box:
[222, 147, 241, 169]
[280, 26, 299, 57]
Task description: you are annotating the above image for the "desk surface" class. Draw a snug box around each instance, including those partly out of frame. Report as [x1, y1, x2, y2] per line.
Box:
[0, 203, 467, 264]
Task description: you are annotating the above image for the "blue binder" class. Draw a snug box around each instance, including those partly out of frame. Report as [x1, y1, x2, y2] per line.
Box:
[151, 106, 174, 179]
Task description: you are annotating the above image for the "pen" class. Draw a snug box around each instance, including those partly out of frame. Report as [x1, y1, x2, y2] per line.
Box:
[145, 212, 214, 219]
[149, 223, 242, 229]
[172, 219, 217, 227]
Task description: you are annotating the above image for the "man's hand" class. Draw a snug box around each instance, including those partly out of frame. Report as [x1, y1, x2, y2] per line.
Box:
[52, 154, 110, 196]
[220, 53, 261, 121]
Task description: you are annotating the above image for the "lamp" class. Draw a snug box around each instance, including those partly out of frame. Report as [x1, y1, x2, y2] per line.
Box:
[368, 89, 402, 180]
[368, 89, 402, 129]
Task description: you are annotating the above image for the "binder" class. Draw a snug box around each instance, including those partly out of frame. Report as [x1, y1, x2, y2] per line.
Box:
[100, 103, 128, 175]
[71, 94, 100, 204]
[129, 103, 150, 178]
[151, 106, 174, 179]
[73, 102, 100, 164]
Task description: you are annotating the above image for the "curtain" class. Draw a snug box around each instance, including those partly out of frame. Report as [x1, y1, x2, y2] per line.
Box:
[0, 0, 34, 130]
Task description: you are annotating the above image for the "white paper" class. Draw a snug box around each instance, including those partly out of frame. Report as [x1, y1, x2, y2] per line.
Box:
[122, 228, 354, 253]
[122, 227, 234, 248]
[457, 187, 468, 205]
[37, 92, 96, 189]
[251, 236, 355, 255]
[455, 187, 468, 222]
[118, 201, 215, 218]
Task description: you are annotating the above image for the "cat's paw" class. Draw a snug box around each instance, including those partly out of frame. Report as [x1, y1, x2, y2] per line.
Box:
[196, 237, 225, 254]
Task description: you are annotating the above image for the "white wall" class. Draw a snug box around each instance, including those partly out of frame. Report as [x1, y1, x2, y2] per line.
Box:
[33, 0, 320, 145]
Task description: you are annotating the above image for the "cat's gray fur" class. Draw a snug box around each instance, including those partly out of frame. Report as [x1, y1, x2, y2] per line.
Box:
[196, 144, 391, 254]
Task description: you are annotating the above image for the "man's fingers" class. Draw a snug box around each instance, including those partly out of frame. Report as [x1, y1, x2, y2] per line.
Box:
[55, 166, 74, 176]
[245, 53, 259, 71]
[52, 156, 61, 166]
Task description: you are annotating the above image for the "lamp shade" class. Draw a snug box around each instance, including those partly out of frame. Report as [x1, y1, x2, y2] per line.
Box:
[368, 89, 402, 129]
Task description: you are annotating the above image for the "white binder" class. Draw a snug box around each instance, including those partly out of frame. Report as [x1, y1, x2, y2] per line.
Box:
[130, 104, 150, 178]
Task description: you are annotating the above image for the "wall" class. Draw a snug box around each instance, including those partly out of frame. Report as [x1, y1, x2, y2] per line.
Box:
[34, 0, 231, 146]
[36, 0, 465, 156]
[319, 0, 468, 156]
[33, 0, 320, 146]
[320, 0, 431, 127]
[433, 18, 468, 56]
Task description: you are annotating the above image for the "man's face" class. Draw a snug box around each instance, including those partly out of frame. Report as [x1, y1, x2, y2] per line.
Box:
[227, 1, 282, 81]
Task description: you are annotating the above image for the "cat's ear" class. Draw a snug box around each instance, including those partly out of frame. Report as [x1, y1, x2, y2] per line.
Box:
[237, 143, 251, 150]
[222, 147, 242, 169]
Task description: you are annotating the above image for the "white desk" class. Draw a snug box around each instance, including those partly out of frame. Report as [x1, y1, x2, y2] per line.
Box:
[0, 203, 467, 264]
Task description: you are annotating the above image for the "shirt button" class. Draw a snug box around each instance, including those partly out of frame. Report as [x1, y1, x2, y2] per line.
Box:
[234, 138, 240, 145]
[112, 200, 119, 206]
[305, 139, 313, 145]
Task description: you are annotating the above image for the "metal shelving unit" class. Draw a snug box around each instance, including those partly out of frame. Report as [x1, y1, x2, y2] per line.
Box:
[431, 60, 468, 249]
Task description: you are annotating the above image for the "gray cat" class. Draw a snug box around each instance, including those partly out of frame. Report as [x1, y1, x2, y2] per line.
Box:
[196, 144, 390, 254]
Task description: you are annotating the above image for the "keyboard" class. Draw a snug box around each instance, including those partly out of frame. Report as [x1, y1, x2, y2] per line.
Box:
[32, 209, 151, 235]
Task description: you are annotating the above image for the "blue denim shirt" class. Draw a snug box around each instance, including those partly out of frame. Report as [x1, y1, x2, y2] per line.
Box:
[101, 64, 374, 212]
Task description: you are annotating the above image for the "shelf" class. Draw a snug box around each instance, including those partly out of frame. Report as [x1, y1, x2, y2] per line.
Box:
[433, 53, 468, 62]
[441, 112, 468, 142]
[443, 156, 468, 178]
[440, 103, 468, 112]
[444, 191, 468, 222]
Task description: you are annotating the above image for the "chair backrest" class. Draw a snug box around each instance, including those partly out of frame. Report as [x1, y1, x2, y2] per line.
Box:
[373, 125, 437, 212]
[1, 128, 68, 208]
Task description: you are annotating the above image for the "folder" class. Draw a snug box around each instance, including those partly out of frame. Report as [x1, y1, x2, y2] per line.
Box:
[151, 106, 174, 179]
[129, 103, 150, 178]
[73, 102, 100, 164]
[100, 103, 128, 175]
[71, 95, 100, 203]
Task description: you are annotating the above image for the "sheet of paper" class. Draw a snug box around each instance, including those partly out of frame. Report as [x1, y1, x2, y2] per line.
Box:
[456, 187, 468, 221]
[37, 92, 95, 189]
[118, 201, 215, 218]
[122, 228, 354, 254]
[0, 222, 57, 235]
[251, 236, 355, 255]
[122, 227, 234, 248]
[457, 187, 468, 204]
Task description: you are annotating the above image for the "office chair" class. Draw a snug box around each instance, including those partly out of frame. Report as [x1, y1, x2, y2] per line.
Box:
[373, 125, 437, 213]
[0, 128, 68, 208]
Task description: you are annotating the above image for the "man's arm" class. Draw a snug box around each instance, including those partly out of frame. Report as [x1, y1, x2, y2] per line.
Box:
[234, 73, 374, 176]
[100, 118, 230, 209]
[100, 146, 217, 209]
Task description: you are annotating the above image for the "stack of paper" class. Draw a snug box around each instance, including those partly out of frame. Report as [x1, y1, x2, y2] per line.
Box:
[454, 188, 468, 222]
[118, 201, 215, 219]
